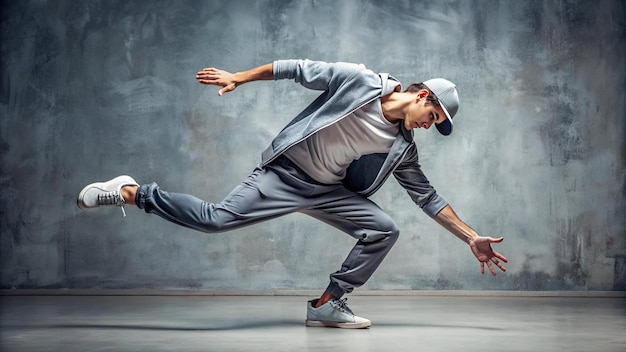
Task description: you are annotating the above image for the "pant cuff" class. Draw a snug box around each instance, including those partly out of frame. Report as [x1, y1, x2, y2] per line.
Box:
[325, 282, 348, 299]
[135, 183, 154, 210]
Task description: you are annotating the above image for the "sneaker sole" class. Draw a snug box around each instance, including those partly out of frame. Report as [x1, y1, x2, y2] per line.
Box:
[305, 320, 371, 329]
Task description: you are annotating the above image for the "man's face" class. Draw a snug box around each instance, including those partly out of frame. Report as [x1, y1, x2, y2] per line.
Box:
[404, 92, 447, 131]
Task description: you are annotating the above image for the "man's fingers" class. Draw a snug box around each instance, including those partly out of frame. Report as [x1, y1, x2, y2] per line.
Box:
[218, 86, 230, 96]
[480, 262, 485, 275]
[486, 261, 497, 276]
[494, 251, 508, 263]
[218, 84, 236, 96]
[196, 68, 223, 84]
[492, 257, 507, 272]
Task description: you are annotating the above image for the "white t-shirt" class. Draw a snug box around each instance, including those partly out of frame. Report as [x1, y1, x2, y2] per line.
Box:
[283, 99, 399, 184]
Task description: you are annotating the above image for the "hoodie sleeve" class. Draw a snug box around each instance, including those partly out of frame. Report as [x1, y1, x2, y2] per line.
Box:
[393, 143, 449, 218]
[273, 59, 369, 92]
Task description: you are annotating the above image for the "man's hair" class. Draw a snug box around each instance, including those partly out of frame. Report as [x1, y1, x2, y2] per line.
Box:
[404, 83, 440, 106]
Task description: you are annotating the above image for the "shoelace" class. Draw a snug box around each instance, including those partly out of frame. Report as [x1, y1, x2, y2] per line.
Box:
[97, 191, 127, 217]
[330, 298, 354, 315]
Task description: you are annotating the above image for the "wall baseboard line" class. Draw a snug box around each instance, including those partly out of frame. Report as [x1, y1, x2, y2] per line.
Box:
[1, 289, 624, 297]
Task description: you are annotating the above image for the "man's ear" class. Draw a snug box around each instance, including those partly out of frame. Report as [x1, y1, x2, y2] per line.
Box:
[416, 89, 430, 101]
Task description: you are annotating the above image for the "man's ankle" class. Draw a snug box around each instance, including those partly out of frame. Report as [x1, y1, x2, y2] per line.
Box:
[315, 291, 334, 308]
[121, 185, 139, 206]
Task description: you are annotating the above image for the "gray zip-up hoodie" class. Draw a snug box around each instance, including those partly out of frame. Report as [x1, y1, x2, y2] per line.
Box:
[261, 59, 447, 218]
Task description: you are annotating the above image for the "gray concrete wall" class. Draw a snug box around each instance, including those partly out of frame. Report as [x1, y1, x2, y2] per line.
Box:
[1, 0, 624, 291]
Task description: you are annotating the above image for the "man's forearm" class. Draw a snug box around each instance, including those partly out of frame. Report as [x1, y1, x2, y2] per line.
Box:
[433, 205, 479, 244]
[233, 63, 274, 85]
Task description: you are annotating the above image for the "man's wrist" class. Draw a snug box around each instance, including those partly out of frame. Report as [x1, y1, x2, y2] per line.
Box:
[233, 72, 246, 85]
[465, 233, 478, 245]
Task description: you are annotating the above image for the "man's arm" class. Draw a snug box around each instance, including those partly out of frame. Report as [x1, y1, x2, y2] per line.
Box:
[434, 205, 508, 275]
[195, 63, 274, 95]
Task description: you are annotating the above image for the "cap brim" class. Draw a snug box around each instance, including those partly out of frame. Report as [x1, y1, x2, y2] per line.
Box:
[435, 103, 453, 136]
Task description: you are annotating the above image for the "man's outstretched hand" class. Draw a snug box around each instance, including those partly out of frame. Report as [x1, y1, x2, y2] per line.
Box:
[468, 236, 508, 275]
[196, 68, 238, 96]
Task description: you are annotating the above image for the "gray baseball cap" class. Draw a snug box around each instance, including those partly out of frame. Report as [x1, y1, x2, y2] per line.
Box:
[423, 78, 459, 136]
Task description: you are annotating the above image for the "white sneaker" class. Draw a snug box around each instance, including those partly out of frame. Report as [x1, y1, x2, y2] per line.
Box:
[305, 298, 371, 329]
[77, 175, 138, 217]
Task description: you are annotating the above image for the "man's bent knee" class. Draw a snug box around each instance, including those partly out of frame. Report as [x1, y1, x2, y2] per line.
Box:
[359, 224, 400, 243]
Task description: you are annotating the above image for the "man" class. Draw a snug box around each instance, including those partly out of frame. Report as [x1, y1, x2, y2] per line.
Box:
[77, 59, 508, 329]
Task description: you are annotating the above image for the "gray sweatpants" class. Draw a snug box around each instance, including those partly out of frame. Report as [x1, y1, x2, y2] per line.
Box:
[136, 157, 400, 298]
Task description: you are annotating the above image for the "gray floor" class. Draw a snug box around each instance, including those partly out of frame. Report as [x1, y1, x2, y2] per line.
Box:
[1, 295, 625, 352]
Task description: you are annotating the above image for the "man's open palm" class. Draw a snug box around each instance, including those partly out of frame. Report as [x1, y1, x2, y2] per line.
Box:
[469, 236, 508, 275]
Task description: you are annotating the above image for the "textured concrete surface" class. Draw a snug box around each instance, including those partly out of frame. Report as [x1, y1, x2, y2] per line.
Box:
[1, 295, 625, 352]
[1, 0, 625, 292]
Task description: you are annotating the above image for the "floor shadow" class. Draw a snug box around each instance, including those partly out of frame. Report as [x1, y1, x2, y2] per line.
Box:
[371, 322, 506, 331]
[3, 319, 304, 331]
